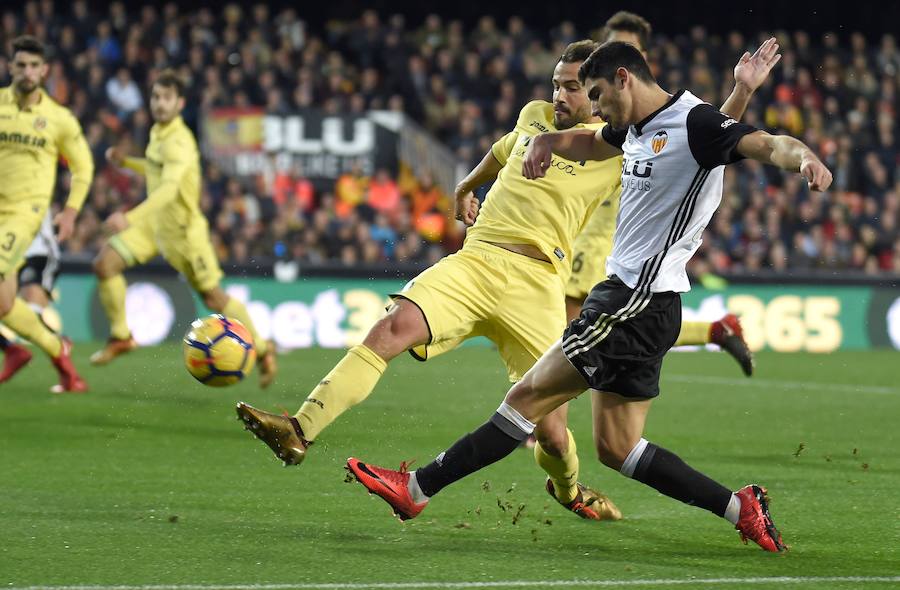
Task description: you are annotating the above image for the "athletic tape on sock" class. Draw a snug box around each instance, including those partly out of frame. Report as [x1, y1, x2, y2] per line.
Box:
[620, 437, 650, 478]
[491, 402, 536, 441]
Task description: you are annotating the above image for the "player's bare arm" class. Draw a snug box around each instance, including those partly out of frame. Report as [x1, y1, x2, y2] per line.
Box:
[737, 131, 833, 192]
[522, 128, 619, 180]
[720, 37, 781, 120]
[454, 150, 503, 226]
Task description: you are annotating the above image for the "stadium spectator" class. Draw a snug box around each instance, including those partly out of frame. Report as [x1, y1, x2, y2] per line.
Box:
[3, 3, 898, 274]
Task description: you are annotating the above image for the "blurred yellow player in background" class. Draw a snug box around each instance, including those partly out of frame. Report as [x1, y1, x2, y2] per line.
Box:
[0, 36, 92, 393]
[91, 70, 277, 388]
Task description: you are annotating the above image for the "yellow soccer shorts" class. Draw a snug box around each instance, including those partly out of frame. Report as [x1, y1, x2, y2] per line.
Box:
[392, 240, 566, 382]
[109, 216, 223, 293]
[0, 199, 46, 280]
[565, 230, 612, 302]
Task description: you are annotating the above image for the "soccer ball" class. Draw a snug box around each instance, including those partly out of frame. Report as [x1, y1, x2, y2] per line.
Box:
[183, 314, 256, 387]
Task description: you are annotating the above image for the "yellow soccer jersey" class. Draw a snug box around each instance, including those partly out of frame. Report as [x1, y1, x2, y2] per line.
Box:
[466, 100, 621, 283]
[124, 116, 201, 228]
[0, 87, 93, 210]
[566, 188, 621, 299]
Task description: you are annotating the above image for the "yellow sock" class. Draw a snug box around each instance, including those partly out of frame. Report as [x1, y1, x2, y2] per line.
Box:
[98, 275, 130, 340]
[223, 297, 267, 356]
[674, 321, 712, 346]
[294, 344, 387, 440]
[535, 428, 580, 504]
[2, 298, 61, 357]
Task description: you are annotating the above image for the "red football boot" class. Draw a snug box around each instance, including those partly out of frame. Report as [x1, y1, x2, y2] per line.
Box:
[710, 314, 754, 377]
[735, 484, 787, 552]
[0, 343, 33, 383]
[50, 337, 89, 394]
[346, 458, 427, 521]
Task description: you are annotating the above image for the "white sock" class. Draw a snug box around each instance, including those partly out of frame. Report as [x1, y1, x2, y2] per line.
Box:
[724, 493, 741, 525]
[407, 471, 430, 504]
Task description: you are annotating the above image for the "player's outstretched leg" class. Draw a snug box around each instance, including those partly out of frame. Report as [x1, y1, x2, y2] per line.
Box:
[201, 287, 276, 388]
[594, 391, 784, 552]
[91, 246, 137, 365]
[0, 333, 33, 383]
[674, 316, 753, 376]
[238, 299, 429, 465]
[348, 341, 586, 519]
[534, 406, 622, 521]
[0, 294, 86, 392]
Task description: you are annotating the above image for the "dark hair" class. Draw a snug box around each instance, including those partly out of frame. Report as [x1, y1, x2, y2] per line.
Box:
[11, 35, 46, 59]
[579, 41, 656, 85]
[153, 68, 186, 96]
[559, 39, 599, 64]
[602, 11, 652, 51]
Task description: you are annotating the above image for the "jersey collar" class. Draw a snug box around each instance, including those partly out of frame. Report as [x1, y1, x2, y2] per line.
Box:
[633, 89, 684, 136]
[2, 86, 48, 112]
[155, 115, 183, 138]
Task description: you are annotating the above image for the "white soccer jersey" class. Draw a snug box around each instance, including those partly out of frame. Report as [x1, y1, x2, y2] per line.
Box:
[601, 90, 756, 293]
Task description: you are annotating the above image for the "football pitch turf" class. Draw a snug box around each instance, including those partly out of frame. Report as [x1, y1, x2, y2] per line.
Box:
[2, 345, 898, 589]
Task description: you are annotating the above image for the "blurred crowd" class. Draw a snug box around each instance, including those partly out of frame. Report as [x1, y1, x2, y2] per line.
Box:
[2, 1, 899, 274]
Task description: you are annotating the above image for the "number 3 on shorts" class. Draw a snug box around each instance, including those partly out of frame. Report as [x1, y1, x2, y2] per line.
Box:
[1, 232, 16, 252]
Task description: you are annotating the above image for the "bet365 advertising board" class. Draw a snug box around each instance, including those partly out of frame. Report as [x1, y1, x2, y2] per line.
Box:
[29, 274, 900, 352]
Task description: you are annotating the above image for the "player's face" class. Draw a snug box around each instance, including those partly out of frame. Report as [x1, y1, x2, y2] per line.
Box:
[11, 51, 48, 95]
[551, 61, 592, 129]
[585, 75, 631, 129]
[149, 84, 185, 123]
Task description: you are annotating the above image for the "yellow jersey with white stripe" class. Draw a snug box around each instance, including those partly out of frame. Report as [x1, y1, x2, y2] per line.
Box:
[123, 115, 201, 229]
[465, 100, 621, 284]
[0, 87, 93, 210]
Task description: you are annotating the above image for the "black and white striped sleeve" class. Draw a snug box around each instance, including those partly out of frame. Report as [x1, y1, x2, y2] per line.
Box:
[686, 104, 758, 170]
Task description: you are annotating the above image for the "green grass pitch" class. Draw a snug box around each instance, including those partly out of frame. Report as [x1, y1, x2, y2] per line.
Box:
[1, 345, 899, 589]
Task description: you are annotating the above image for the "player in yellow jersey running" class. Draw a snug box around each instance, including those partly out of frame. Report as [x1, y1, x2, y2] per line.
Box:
[0, 36, 92, 393]
[235, 37, 774, 521]
[91, 70, 277, 388]
[566, 12, 773, 376]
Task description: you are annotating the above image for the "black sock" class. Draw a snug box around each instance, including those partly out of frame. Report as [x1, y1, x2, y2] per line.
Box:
[632, 443, 732, 517]
[0, 334, 9, 350]
[416, 411, 530, 497]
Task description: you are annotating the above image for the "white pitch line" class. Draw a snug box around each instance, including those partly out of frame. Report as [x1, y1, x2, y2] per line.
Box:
[9, 576, 900, 590]
[663, 374, 900, 395]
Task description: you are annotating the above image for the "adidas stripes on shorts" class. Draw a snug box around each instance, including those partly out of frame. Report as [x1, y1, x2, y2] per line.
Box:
[562, 276, 681, 399]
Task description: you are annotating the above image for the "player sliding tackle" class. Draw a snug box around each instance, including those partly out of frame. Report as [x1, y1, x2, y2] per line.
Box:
[347, 41, 832, 552]
[236, 34, 777, 523]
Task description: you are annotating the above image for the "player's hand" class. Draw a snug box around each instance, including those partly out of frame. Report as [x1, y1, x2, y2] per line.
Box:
[105, 146, 126, 167]
[800, 156, 833, 192]
[733, 37, 781, 92]
[105, 211, 129, 233]
[522, 135, 552, 179]
[454, 191, 480, 226]
[54, 206, 78, 243]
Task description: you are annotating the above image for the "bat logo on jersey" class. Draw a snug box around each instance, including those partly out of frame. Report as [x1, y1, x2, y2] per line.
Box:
[651, 130, 668, 154]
